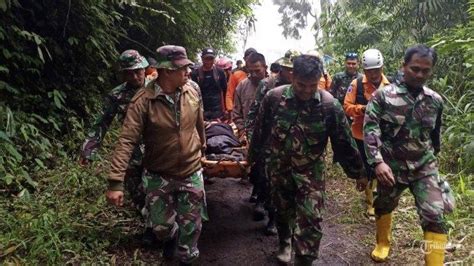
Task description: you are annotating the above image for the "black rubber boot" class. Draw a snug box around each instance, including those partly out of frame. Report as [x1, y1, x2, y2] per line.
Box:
[141, 227, 157, 247]
[162, 235, 177, 259]
[294, 255, 315, 266]
[265, 208, 277, 235]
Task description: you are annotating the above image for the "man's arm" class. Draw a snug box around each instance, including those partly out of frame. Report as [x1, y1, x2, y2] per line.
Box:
[248, 91, 274, 164]
[329, 100, 365, 179]
[431, 106, 443, 155]
[195, 87, 206, 154]
[231, 83, 245, 135]
[343, 79, 365, 117]
[81, 93, 119, 162]
[245, 80, 266, 139]
[108, 91, 148, 191]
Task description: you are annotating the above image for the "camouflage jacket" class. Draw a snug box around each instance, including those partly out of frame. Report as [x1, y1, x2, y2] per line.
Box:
[364, 83, 443, 181]
[251, 85, 365, 179]
[245, 75, 289, 140]
[81, 81, 145, 162]
[329, 71, 363, 104]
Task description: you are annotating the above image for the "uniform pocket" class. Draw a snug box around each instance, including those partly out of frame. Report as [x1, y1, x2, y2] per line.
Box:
[438, 175, 455, 214]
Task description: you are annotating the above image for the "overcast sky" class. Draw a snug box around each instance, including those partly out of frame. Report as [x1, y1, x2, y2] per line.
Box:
[231, 0, 318, 64]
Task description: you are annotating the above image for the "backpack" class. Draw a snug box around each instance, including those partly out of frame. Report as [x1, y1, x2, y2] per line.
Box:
[355, 77, 368, 105]
[196, 66, 222, 91]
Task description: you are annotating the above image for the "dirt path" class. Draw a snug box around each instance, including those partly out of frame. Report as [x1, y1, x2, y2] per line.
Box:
[112, 172, 435, 265]
[196, 177, 376, 265]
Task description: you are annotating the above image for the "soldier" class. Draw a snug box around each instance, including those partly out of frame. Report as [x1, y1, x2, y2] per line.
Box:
[80, 49, 148, 211]
[343, 48, 391, 220]
[330, 52, 363, 104]
[245, 49, 300, 235]
[252, 54, 367, 265]
[106, 45, 207, 265]
[364, 44, 454, 265]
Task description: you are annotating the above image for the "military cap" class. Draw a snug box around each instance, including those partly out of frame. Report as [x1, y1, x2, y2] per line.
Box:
[279, 49, 301, 68]
[156, 45, 194, 70]
[119, 49, 149, 71]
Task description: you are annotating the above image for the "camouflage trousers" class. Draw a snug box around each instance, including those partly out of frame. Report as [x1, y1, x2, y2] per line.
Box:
[271, 169, 325, 258]
[374, 173, 455, 233]
[141, 169, 208, 263]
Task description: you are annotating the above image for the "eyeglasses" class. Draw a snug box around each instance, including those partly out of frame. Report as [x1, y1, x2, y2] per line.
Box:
[345, 52, 358, 59]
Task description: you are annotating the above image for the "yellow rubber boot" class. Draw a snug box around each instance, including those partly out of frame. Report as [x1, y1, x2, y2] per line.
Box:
[424, 231, 447, 266]
[371, 213, 392, 262]
[365, 179, 376, 220]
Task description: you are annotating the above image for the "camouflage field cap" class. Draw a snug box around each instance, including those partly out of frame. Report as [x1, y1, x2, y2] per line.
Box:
[156, 45, 194, 70]
[280, 49, 301, 68]
[119, 49, 149, 70]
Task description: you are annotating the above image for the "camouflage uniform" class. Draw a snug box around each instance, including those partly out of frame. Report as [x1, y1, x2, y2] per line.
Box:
[141, 169, 207, 263]
[364, 83, 455, 233]
[82, 50, 148, 208]
[253, 85, 365, 258]
[329, 71, 363, 104]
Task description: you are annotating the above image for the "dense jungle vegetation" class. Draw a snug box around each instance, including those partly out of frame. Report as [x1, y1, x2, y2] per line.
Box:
[0, 0, 472, 263]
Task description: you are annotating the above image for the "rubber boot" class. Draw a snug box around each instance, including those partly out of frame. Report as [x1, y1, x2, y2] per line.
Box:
[276, 222, 292, 263]
[371, 213, 392, 262]
[365, 179, 376, 220]
[424, 231, 447, 266]
[253, 202, 266, 221]
[294, 255, 315, 266]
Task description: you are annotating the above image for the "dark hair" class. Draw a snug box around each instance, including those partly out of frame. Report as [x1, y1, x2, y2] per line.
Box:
[292, 55, 323, 80]
[404, 44, 437, 65]
[247, 52, 266, 65]
[270, 62, 281, 73]
[244, 47, 257, 58]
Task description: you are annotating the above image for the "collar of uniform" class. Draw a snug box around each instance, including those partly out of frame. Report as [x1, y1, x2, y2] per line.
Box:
[284, 85, 321, 102]
[152, 83, 185, 99]
[397, 83, 433, 97]
[362, 74, 390, 86]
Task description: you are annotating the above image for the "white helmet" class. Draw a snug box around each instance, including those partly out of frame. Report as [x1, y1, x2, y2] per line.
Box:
[362, 49, 383, 69]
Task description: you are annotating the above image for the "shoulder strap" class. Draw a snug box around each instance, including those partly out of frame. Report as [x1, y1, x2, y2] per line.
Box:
[355, 77, 368, 105]
[197, 66, 204, 84]
[319, 89, 336, 131]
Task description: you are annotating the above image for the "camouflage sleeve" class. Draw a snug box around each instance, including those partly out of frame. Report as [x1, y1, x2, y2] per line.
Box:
[329, 74, 341, 97]
[245, 80, 266, 139]
[329, 100, 365, 179]
[363, 90, 385, 165]
[248, 90, 273, 164]
[81, 94, 119, 160]
[431, 104, 443, 155]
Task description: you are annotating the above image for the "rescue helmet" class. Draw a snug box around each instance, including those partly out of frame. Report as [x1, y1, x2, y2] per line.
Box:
[362, 49, 384, 69]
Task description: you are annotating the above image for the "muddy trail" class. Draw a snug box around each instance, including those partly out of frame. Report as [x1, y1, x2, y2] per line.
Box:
[112, 174, 406, 265]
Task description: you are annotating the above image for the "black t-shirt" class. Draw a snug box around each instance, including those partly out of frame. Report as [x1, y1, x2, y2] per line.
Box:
[191, 67, 227, 119]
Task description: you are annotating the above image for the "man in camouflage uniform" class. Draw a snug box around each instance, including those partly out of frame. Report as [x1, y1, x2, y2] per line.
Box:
[106, 45, 207, 265]
[329, 52, 363, 104]
[252, 54, 367, 265]
[245, 49, 300, 235]
[80, 49, 148, 209]
[364, 45, 454, 265]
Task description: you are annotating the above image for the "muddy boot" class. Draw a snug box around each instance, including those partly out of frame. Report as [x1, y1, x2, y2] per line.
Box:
[294, 255, 315, 266]
[365, 179, 376, 221]
[265, 208, 277, 236]
[276, 222, 292, 263]
[253, 202, 265, 221]
[371, 213, 392, 262]
[424, 231, 447, 266]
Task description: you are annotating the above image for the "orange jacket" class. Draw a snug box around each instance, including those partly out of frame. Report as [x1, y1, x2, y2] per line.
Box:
[343, 74, 390, 140]
[318, 72, 332, 90]
[225, 70, 248, 111]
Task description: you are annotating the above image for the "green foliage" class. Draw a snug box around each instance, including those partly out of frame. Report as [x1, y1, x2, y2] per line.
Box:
[0, 0, 255, 191]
